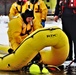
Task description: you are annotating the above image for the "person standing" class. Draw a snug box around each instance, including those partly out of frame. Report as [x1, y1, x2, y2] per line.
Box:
[8, 0, 27, 20]
[54, 0, 76, 62]
[25, 0, 48, 27]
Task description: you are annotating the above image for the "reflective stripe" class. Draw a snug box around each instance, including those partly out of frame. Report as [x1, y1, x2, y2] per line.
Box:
[70, 0, 74, 7]
[38, 1, 40, 5]
[71, 0, 73, 2]
[28, 1, 30, 5]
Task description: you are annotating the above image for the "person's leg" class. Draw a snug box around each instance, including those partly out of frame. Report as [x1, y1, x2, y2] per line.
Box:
[61, 16, 73, 60]
[63, 28, 73, 60]
[74, 42, 76, 62]
[69, 15, 76, 62]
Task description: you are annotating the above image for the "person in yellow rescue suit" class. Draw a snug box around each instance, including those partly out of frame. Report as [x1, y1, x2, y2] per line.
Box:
[7, 9, 43, 51]
[8, 8, 48, 72]
[8, 0, 27, 21]
[25, 0, 48, 27]
[8, 9, 44, 72]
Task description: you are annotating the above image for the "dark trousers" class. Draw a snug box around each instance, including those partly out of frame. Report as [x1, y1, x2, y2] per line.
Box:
[61, 14, 76, 60]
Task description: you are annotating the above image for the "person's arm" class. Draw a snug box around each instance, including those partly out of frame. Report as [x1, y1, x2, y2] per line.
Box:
[8, 18, 23, 44]
[54, 0, 61, 22]
[33, 19, 43, 30]
[40, 0, 48, 27]
[40, 0, 48, 21]
[9, 2, 18, 20]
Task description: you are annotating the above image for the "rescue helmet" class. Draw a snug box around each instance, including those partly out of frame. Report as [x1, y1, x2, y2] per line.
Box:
[24, 9, 34, 18]
[30, 0, 38, 4]
[21, 9, 34, 23]
[17, 0, 27, 5]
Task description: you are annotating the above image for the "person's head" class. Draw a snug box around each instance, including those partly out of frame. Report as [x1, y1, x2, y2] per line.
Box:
[21, 9, 34, 24]
[30, 0, 38, 4]
[17, 0, 27, 5]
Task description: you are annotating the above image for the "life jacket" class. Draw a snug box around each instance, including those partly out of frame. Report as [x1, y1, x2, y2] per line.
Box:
[27, 1, 40, 12]
[59, 0, 76, 13]
[59, 0, 76, 8]
[68, 0, 76, 8]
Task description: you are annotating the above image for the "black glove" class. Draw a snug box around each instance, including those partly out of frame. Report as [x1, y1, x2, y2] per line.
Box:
[8, 48, 14, 54]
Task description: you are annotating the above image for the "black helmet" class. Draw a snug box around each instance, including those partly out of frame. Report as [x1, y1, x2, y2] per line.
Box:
[21, 9, 34, 24]
[30, 0, 38, 4]
[17, 0, 25, 5]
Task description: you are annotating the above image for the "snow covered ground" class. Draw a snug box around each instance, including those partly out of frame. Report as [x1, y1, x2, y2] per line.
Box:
[0, 16, 9, 45]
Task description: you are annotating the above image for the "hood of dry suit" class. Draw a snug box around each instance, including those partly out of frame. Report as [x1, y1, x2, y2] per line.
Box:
[17, 0, 27, 5]
[30, 0, 38, 4]
[21, 9, 34, 24]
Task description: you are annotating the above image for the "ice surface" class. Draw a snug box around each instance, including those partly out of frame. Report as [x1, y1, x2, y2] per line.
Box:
[0, 16, 9, 45]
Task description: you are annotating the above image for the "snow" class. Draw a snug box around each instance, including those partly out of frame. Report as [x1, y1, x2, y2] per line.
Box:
[0, 16, 9, 45]
[45, 17, 62, 29]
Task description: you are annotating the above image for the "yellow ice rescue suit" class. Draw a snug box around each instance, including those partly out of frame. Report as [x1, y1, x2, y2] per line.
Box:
[7, 15, 43, 50]
[9, 2, 26, 20]
[25, 0, 48, 23]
